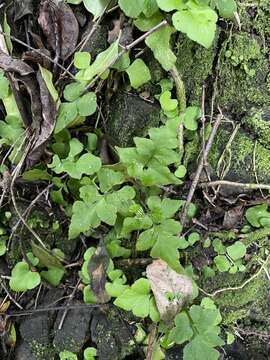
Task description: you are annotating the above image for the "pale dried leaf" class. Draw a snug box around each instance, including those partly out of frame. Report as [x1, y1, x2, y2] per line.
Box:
[146, 259, 193, 324]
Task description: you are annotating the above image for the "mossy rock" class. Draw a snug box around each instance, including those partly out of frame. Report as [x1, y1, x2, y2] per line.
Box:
[217, 33, 270, 114]
[106, 92, 160, 147]
[175, 33, 218, 105]
[208, 122, 270, 185]
[202, 271, 270, 325]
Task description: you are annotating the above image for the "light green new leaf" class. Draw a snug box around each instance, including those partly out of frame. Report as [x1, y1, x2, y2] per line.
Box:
[214, 255, 230, 272]
[150, 232, 182, 272]
[226, 241, 246, 261]
[76, 153, 101, 175]
[245, 203, 270, 228]
[156, 0, 185, 11]
[64, 82, 85, 102]
[39, 65, 59, 103]
[172, 5, 217, 48]
[114, 278, 151, 318]
[216, 0, 237, 19]
[83, 40, 119, 81]
[41, 267, 65, 287]
[83, 0, 111, 18]
[84, 347, 97, 360]
[9, 262, 41, 292]
[76, 92, 97, 116]
[184, 106, 201, 131]
[145, 26, 176, 71]
[0, 71, 10, 99]
[54, 102, 78, 133]
[97, 168, 125, 192]
[118, 0, 146, 18]
[74, 52, 91, 69]
[126, 59, 151, 89]
[159, 91, 178, 112]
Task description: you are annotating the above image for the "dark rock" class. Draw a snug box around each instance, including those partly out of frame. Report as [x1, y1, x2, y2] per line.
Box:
[81, 21, 108, 59]
[90, 306, 136, 360]
[17, 289, 63, 360]
[53, 301, 92, 354]
[106, 92, 160, 147]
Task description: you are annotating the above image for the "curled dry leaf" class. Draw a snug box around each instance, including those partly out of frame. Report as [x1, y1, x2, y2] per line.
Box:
[146, 259, 193, 324]
[88, 241, 110, 303]
[0, 51, 34, 75]
[14, 0, 34, 21]
[26, 69, 57, 167]
[38, 0, 79, 60]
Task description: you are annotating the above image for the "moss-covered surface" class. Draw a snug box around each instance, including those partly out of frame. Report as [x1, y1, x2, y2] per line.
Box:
[208, 124, 270, 183]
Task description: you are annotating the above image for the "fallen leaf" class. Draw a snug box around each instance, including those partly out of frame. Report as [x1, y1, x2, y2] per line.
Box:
[26, 69, 57, 167]
[88, 240, 110, 303]
[0, 51, 34, 75]
[38, 0, 79, 60]
[223, 205, 243, 229]
[146, 259, 193, 324]
[14, 0, 33, 21]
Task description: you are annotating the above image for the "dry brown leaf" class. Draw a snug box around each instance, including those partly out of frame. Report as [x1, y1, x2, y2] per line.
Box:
[38, 0, 79, 60]
[88, 241, 110, 304]
[146, 259, 193, 324]
[0, 51, 34, 75]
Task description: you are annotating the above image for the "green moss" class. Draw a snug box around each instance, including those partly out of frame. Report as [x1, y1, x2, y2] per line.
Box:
[30, 340, 55, 359]
[208, 126, 270, 183]
[202, 271, 269, 325]
[240, 0, 270, 39]
[175, 33, 218, 105]
[218, 33, 270, 113]
[242, 108, 270, 149]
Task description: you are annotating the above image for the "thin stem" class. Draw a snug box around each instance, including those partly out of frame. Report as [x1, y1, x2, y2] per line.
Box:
[199, 180, 270, 191]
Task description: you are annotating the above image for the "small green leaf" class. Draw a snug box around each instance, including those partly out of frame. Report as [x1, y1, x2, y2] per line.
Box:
[169, 312, 193, 344]
[84, 285, 97, 303]
[41, 267, 65, 287]
[159, 91, 178, 112]
[76, 92, 97, 116]
[114, 278, 151, 318]
[175, 165, 187, 178]
[126, 59, 151, 89]
[9, 262, 41, 292]
[97, 168, 125, 192]
[245, 203, 270, 228]
[74, 52, 91, 69]
[145, 26, 176, 71]
[0, 71, 9, 99]
[188, 232, 200, 245]
[54, 102, 78, 133]
[172, 4, 217, 49]
[83, 40, 119, 81]
[183, 336, 220, 360]
[83, 0, 112, 19]
[214, 255, 230, 272]
[226, 332, 235, 345]
[226, 241, 246, 261]
[39, 65, 59, 103]
[64, 82, 85, 101]
[60, 350, 78, 360]
[216, 0, 237, 18]
[76, 153, 101, 175]
[184, 106, 201, 131]
[156, 0, 185, 11]
[118, 0, 146, 17]
[84, 347, 97, 360]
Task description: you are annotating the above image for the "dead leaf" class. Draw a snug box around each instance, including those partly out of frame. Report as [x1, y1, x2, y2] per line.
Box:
[88, 240, 110, 304]
[14, 0, 33, 21]
[26, 69, 57, 167]
[38, 0, 79, 60]
[223, 205, 243, 229]
[0, 51, 34, 75]
[146, 259, 193, 324]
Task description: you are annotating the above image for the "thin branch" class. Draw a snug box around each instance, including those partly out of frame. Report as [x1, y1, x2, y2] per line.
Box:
[200, 254, 270, 297]
[85, 20, 168, 92]
[180, 113, 223, 227]
[199, 180, 270, 191]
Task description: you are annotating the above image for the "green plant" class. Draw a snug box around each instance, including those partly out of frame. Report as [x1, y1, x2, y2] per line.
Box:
[168, 298, 224, 360]
[59, 350, 78, 360]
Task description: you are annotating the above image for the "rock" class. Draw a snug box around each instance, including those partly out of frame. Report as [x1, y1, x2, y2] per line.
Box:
[208, 122, 270, 186]
[17, 289, 63, 360]
[106, 92, 160, 147]
[81, 21, 108, 59]
[15, 342, 40, 360]
[53, 301, 92, 354]
[90, 306, 136, 360]
[217, 33, 270, 114]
